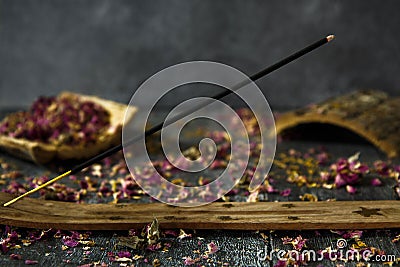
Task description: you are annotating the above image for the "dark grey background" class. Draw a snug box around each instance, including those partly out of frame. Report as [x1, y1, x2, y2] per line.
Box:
[0, 0, 399, 110]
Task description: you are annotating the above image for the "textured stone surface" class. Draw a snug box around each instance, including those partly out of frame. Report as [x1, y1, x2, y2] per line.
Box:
[1, 0, 400, 110]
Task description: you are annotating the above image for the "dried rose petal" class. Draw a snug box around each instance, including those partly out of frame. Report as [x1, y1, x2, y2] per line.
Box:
[293, 235, 308, 251]
[146, 243, 161, 251]
[346, 185, 357, 194]
[280, 188, 291, 197]
[117, 251, 131, 258]
[164, 230, 178, 237]
[207, 241, 218, 254]
[274, 259, 288, 267]
[183, 256, 197, 265]
[24, 260, 39, 265]
[9, 253, 22, 260]
[62, 236, 79, 247]
[371, 178, 382, 186]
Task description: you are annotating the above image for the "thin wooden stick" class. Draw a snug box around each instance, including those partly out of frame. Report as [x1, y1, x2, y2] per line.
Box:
[1, 192, 399, 230]
[3, 35, 335, 207]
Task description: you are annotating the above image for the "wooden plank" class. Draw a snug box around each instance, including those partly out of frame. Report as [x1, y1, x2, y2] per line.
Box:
[1, 193, 399, 230]
[276, 90, 400, 158]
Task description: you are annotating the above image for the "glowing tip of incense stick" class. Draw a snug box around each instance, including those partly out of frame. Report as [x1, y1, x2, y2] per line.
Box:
[3, 170, 72, 207]
[326, 35, 335, 42]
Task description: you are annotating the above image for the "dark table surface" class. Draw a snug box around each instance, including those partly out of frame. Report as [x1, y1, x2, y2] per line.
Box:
[0, 109, 399, 267]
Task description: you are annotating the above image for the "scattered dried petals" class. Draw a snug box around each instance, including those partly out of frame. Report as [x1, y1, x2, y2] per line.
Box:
[183, 256, 199, 265]
[62, 236, 79, 247]
[117, 251, 131, 258]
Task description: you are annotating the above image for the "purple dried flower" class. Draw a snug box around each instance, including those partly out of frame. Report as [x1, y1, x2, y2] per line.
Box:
[280, 188, 291, 197]
[117, 251, 131, 258]
[24, 260, 39, 265]
[62, 236, 79, 247]
[373, 161, 390, 176]
[346, 185, 357, 194]
[330, 153, 368, 188]
[371, 178, 382, 186]
[293, 235, 308, 251]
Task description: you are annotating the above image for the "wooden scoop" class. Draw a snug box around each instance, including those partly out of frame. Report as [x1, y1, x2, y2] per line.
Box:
[0, 92, 137, 164]
[276, 90, 400, 158]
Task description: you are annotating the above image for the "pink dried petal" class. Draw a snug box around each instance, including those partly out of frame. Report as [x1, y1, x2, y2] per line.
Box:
[346, 185, 357, 194]
[342, 230, 363, 239]
[9, 253, 22, 260]
[316, 152, 329, 165]
[24, 260, 39, 265]
[207, 241, 218, 254]
[371, 178, 382, 186]
[266, 185, 278, 193]
[356, 164, 369, 174]
[281, 236, 293, 244]
[146, 243, 161, 251]
[62, 237, 79, 247]
[164, 230, 178, 237]
[374, 161, 390, 176]
[183, 257, 196, 265]
[280, 188, 291, 197]
[274, 259, 288, 267]
[293, 235, 308, 251]
[117, 251, 131, 258]
[334, 174, 347, 188]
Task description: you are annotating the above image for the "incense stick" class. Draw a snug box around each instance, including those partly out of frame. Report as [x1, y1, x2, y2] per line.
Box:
[3, 35, 335, 207]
